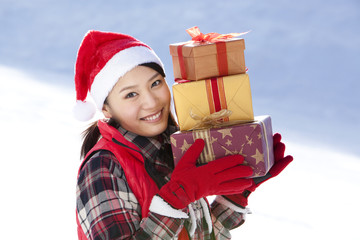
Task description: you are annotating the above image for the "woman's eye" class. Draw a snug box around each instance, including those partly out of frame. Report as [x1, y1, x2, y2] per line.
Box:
[125, 92, 138, 98]
[151, 80, 161, 88]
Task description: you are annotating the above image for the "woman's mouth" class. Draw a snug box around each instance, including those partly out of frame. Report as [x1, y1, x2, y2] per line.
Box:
[141, 110, 162, 122]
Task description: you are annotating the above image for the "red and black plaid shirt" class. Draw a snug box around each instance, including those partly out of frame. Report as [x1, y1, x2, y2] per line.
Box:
[76, 124, 246, 239]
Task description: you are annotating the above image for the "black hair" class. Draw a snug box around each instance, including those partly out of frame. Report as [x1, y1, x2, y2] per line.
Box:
[139, 62, 166, 77]
[80, 62, 175, 159]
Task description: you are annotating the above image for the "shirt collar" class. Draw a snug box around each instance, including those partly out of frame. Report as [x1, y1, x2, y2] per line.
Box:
[116, 124, 177, 163]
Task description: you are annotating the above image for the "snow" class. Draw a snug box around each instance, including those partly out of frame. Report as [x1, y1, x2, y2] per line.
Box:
[1, 0, 360, 239]
[0, 66, 81, 239]
[233, 141, 360, 239]
[1, 65, 359, 239]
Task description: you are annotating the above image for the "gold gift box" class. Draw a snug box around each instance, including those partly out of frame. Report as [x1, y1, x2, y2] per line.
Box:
[169, 38, 246, 81]
[173, 73, 254, 131]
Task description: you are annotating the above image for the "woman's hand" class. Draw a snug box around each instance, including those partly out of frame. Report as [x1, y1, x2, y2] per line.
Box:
[223, 133, 293, 208]
[158, 139, 254, 209]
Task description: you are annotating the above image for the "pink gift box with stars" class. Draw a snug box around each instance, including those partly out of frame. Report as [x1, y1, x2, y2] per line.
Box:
[170, 115, 274, 177]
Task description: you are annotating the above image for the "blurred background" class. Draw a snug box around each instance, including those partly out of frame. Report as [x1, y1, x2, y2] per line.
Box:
[0, 0, 359, 239]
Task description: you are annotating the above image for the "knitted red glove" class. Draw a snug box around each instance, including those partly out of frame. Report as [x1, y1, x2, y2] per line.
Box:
[223, 133, 293, 208]
[158, 139, 254, 209]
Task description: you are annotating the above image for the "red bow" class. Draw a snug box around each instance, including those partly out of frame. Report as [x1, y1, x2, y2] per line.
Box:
[186, 26, 249, 43]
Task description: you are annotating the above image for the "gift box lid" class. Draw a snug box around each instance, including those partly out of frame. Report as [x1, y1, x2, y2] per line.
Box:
[169, 38, 245, 58]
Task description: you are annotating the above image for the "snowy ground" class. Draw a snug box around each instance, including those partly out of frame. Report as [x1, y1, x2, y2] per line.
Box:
[1, 66, 359, 239]
[1, 1, 359, 238]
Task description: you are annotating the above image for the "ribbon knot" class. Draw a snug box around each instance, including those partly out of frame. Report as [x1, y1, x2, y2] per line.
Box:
[189, 109, 233, 130]
[186, 26, 249, 43]
[189, 109, 255, 130]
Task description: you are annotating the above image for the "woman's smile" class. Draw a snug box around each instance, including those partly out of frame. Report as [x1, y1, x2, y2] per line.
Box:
[102, 65, 171, 137]
[141, 109, 163, 122]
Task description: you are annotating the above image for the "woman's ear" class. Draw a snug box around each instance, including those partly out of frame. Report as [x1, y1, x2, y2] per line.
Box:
[102, 104, 112, 119]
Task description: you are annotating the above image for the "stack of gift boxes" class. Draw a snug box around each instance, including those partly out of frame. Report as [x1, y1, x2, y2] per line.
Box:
[168, 27, 274, 177]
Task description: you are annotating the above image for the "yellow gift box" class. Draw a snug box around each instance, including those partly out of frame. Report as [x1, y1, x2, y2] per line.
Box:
[173, 73, 254, 131]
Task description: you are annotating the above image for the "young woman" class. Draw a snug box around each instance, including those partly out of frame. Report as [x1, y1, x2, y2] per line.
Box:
[74, 30, 293, 240]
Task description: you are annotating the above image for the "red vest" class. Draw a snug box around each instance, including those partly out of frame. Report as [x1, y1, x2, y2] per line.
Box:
[76, 120, 160, 239]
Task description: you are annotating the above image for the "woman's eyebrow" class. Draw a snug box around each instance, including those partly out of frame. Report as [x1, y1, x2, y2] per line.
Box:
[119, 85, 136, 93]
[119, 73, 161, 93]
[147, 72, 161, 82]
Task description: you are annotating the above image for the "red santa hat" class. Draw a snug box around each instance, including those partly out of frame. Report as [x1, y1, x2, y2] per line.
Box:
[73, 30, 164, 121]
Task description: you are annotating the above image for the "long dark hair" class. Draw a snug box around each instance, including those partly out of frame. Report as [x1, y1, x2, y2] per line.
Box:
[79, 62, 177, 159]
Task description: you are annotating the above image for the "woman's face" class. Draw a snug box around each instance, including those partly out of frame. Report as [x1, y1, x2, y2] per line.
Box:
[102, 65, 171, 137]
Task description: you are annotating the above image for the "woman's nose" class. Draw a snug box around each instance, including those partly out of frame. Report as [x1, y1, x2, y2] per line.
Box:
[142, 91, 157, 109]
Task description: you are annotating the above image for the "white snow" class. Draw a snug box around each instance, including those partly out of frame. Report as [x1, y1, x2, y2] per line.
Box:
[232, 141, 360, 239]
[0, 66, 81, 239]
[1, 66, 359, 239]
[1, 1, 360, 238]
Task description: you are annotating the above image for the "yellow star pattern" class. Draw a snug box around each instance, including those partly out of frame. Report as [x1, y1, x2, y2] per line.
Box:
[210, 136, 218, 144]
[238, 146, 247, 157]
[221, 146, 234, 156]
[245, 135, 253, 146]
[257, 132, 262, 139]
[180, 139, 192, 153]
[251, 148, 264, 165]
[225, 139, 232, 146]
[170, 137, 177, 147]
[217, 128, 232, 139]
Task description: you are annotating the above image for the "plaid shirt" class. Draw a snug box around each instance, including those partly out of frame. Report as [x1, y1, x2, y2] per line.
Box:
[76, 124, 246, 240]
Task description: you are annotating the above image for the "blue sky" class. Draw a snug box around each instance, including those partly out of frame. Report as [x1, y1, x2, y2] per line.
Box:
[1, 1, 360, 239]
[1, 0, 359, 155]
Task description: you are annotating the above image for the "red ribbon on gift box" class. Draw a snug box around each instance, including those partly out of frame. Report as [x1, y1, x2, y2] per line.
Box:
[177, 26, 249, 79]
[175, 76, 230, 126]
[186, 26, 249, 43]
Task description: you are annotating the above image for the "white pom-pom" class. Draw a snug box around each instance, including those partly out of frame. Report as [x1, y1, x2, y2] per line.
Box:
[73, 100, 97, 121]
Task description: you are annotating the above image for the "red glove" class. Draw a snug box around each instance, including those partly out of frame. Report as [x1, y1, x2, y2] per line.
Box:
[223, 133, 293, 208]
[158, 139, 254, 209]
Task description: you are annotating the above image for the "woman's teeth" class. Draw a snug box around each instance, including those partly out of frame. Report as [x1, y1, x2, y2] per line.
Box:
[143, 111, 161, 121]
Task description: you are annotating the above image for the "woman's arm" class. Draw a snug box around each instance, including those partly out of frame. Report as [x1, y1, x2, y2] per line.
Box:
[76, 151, 185, 239]
[209, 197, 248, 239]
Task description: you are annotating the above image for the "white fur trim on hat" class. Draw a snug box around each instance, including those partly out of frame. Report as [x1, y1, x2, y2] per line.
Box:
[72, 100, 97, 121]
[90, 46, 164, 111]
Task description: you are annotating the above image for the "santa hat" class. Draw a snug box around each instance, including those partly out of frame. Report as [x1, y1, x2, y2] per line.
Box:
[73, 30, 164, 121]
